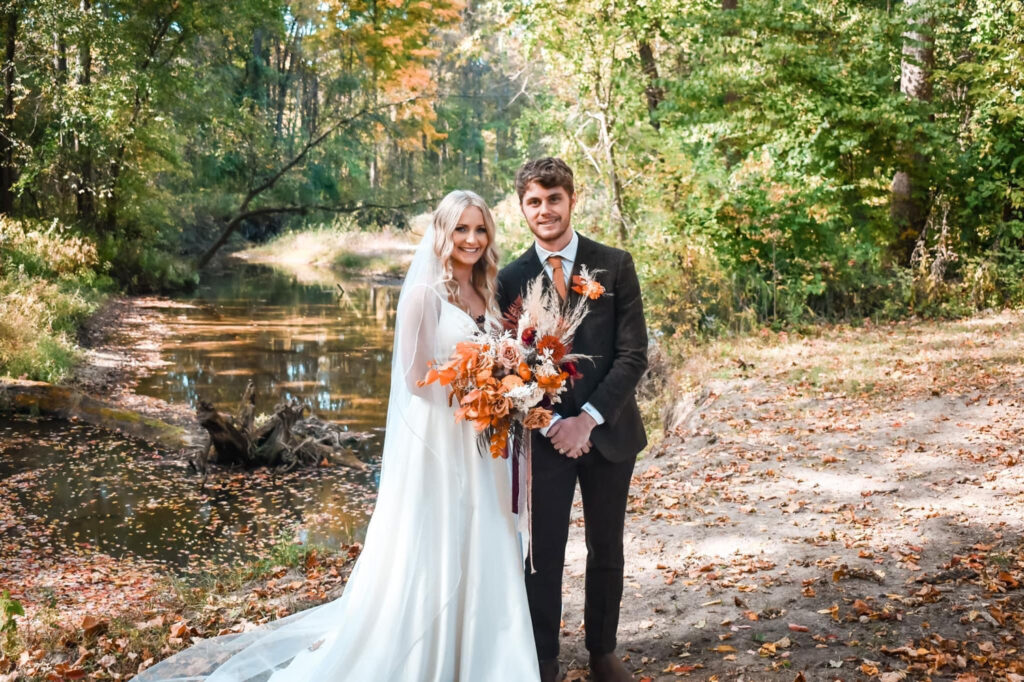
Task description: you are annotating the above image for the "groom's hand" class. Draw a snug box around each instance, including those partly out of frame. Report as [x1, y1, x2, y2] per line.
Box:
[548, 413, 596, 459]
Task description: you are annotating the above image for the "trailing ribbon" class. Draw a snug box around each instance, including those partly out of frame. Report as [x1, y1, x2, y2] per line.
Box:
[511, 423, 536, 575]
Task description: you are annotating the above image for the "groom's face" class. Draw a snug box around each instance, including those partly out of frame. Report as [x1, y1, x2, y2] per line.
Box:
[520, 181, 576, 251]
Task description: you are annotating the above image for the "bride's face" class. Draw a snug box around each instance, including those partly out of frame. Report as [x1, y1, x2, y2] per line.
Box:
[449, 206, 489, 270]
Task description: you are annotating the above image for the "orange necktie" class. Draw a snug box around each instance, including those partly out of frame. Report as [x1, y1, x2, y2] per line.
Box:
[547, 255, 568, 300]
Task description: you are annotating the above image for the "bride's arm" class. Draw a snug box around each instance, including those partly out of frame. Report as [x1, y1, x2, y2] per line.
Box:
[394, 283, 444, 397]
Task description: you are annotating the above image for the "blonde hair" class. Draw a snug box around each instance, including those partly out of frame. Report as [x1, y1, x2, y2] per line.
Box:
[432, 190, 500, 319]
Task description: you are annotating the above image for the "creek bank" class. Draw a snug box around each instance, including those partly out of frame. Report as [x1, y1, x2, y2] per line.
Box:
[566, 309, 1024, 681]
[0, 295, 206, 450]
[0, 379, 196, 450]
[233, 226, 419, 285]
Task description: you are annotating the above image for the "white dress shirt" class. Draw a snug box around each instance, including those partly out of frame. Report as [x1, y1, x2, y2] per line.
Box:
[533, 230, 605, 435]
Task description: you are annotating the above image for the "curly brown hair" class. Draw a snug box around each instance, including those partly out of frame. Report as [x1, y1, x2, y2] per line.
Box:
[514, 157, 575, 200]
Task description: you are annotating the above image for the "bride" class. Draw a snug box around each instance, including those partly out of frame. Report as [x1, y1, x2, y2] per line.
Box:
[133, 190, 540, 682]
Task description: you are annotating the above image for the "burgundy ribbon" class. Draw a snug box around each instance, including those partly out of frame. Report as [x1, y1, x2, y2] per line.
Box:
[510, 426, 536, 575]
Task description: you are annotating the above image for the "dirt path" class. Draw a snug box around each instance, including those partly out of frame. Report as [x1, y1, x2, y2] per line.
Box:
[554, 311, 1024, 681]
[69, 295, 200, 432]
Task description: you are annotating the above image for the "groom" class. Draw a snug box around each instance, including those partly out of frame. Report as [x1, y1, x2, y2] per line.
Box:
[498, 158, 648, 682]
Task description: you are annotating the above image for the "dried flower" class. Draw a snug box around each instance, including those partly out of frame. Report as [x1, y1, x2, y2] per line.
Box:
[536, 368, 569, 392]
[497, 338, 521, 369]
[500, 375, 525, 392]
[523, 407, 553, 430]
[571, 266, 606, 300]
[536, 334, 567, 363]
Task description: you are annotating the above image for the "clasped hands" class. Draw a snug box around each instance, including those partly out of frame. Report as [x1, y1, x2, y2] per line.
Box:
[547, 413, 596, 459]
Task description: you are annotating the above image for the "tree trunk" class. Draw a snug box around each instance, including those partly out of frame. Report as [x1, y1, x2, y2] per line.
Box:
[275, 23, 300, 139]
[637, 41, 663, 130]
[194, 382, 370, 477]
[722, 0, 739, 105]
[596, 111, 628, 242]
[104, 5, 180, 234]
[53, 33, 67, 83]
[76, 0, 94, 222]
[891, 0, 934, 263]
[0, 5, 17, 215]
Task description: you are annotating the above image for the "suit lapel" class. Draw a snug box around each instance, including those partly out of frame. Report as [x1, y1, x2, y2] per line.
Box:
[518, 247, 544, 292]
[508, 247, 544, 302]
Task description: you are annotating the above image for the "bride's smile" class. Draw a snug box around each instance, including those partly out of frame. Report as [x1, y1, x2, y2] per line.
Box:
[451, 206, 489, 268]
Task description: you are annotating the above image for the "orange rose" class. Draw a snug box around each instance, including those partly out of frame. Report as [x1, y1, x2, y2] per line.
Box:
[500, 374, 525, 392]
[517, 362, 532, 381]
[489, 394, 511, 420]
[523, 407, 553, 430]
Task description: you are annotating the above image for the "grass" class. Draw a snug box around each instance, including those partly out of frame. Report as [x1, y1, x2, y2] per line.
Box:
[0, 218, 111, 383]
[238, 218, 419, 279]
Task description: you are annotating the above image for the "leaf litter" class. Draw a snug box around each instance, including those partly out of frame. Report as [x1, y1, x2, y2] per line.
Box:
[556, 311, 1024, 680]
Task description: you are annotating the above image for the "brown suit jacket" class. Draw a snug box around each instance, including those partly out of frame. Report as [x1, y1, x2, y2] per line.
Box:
[497, 234, 648, 462]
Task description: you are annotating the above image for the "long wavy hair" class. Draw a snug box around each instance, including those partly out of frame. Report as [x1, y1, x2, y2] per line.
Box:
[432, 190, 500, 319]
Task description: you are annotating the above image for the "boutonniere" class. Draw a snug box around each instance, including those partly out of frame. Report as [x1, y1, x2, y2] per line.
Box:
[571, 266, 605, 300]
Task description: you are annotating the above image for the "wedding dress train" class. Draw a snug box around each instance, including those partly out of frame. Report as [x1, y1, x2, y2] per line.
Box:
[133, 231, 539, 682]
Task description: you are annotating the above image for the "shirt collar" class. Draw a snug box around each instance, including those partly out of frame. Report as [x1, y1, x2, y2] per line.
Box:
[534, 229, 579, 265]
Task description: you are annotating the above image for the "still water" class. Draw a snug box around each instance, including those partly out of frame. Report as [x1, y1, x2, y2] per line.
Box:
[0, 265, 401, 572]
[135, 264, 398, 431]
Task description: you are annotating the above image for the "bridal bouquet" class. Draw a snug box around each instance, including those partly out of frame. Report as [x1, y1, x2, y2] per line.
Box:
[419, 268, 605, 459]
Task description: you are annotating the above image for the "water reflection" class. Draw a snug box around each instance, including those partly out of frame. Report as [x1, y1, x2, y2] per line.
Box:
[134, 265, 399, 433]
[0, 417, 377, 571]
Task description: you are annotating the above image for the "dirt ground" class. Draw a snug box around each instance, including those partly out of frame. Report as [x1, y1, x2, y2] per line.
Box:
[7, 306, 1024, 681]
[553, 311, 1024, 681]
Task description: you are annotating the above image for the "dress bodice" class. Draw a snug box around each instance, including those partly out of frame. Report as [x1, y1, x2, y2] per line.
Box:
[437, 301, 485, 357]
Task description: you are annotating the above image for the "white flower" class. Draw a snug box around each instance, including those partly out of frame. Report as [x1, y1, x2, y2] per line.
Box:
[505, 382, 545, 410]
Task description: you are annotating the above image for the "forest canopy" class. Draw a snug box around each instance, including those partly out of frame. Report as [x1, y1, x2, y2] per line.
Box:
[1, 0, 1022, 336]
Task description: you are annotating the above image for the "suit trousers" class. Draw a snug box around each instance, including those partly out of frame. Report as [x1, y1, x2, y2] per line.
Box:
[525, 435, 636, 659]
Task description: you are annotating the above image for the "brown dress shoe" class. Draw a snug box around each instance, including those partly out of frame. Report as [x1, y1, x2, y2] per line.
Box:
[589, 652, 635, 682]
[539, 658, 560, 682]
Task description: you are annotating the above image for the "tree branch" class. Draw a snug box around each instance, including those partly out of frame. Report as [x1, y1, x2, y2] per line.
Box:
[196, 98, 428, 270]
[231, 198, 438, 224]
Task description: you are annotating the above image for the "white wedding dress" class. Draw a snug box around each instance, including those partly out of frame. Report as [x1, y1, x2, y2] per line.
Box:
[133, 228, 540, 682]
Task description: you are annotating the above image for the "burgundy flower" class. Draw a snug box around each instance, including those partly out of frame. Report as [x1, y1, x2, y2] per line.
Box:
[521, 327, 536, 346]
[563, 361, 582, 380]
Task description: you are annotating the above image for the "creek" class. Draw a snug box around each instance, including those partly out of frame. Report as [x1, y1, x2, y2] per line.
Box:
[0, 264, 400, 573]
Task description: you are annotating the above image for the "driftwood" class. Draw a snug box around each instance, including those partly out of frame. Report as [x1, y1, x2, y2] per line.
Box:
[194, 381, 371, 485]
